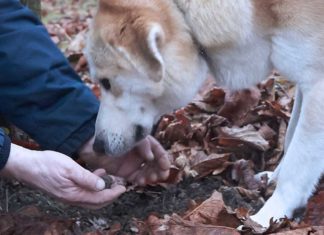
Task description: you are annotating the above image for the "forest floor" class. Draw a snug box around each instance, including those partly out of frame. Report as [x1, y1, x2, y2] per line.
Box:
[0, 1, 323, 234]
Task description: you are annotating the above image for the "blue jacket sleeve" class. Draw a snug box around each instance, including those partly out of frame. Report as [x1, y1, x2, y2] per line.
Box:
[0, 0, 99, 156]
[0, 129, 11, 170]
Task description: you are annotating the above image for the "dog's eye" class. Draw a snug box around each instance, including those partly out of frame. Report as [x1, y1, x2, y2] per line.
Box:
[100, 78, 111, 90]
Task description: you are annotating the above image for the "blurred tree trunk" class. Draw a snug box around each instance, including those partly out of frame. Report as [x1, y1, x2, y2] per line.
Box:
[21, 0, 41, 18]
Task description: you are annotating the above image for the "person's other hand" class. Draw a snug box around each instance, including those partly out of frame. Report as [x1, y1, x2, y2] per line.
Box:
[1, 144, 126, 209]
[79, 135, 171, 186]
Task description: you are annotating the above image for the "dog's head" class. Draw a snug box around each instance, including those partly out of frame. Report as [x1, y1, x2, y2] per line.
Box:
[86, 0, 207, 156]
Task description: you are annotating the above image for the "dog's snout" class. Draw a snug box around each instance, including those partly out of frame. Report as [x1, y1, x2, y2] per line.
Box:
[135, 124, 145, 142]
[93, 136, 106, 154]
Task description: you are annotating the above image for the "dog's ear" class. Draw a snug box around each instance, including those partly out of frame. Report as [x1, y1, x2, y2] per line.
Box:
[144, 24, 165, 82]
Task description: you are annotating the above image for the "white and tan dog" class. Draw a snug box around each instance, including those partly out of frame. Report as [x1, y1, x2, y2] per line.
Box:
[86, 0, 324, 227]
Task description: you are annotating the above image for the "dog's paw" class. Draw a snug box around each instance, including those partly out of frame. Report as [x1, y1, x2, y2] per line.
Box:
[250, 213, 272, 228]
[251, 193, 292, 228]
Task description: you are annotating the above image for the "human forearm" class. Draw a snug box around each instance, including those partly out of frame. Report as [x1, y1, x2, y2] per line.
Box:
[0, 142, 126, 209]
[0, 0, 99, 156]
[0, 144, 31, 179]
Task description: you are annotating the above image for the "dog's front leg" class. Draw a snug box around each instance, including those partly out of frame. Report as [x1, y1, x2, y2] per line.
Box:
[251, 81, 324, 228]
[267, 86, 303, 182]
[284, 87, 302, 152]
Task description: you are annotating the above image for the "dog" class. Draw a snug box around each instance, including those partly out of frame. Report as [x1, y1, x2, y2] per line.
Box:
[85, 0, 324, 228]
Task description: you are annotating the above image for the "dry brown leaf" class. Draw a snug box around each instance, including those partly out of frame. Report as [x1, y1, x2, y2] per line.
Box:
[303, 181, 324, 226]
[159, 121, 192, 147]
[218, 88, 261, 125]
[0, 213, 76, 235]
[159, 166, 183, 185]
[266, 101, 291, 122]
[258, 124, 277, 143]
[272, 226, 319, 235]
[191, 101, 221, 113]
[265, 120, 286, 171]
[231, 159, 264, 190]
[218, 125, 270, 151]
[313, 226, 324, 235]
[235, 187, 260, 200]
[143, 214, 240, 235]
[191, 153, 231, 178]
[203, 87, 226, 105]
[184, 191, 240, 228]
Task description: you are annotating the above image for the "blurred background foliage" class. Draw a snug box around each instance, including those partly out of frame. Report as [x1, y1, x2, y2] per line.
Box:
[21, 0, 41, 17]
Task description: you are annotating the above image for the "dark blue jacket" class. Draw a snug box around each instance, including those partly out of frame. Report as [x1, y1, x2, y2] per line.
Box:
[0, 0, 100, 170]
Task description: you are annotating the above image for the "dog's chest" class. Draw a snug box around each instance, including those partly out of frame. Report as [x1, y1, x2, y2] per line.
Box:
[205, 37, 273, 90]
[270, 30, 318, 84]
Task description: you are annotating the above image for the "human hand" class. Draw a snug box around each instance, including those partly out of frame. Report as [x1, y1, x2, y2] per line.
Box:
[79, 135, 171, 186]
[1, 144, 126, 209]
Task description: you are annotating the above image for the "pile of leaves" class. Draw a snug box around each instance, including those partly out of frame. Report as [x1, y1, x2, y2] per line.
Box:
[155, 78, 291, 182]
[0, 1, 323, 234]
[1, 76, 323, 234]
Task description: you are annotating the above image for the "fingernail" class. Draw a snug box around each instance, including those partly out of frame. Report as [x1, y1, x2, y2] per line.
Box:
[147, 152, 154, 161]
[96, 179, 105, 191]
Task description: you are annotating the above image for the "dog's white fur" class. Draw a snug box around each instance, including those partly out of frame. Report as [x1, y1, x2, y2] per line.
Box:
[86, 0, 324, 228]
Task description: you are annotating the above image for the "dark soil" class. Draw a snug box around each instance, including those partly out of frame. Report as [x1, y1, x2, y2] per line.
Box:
[0, 175, 228, 233]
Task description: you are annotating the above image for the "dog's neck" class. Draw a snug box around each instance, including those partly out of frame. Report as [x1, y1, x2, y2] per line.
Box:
[172, 0, 189, 15]
[172, 0, 211, 68]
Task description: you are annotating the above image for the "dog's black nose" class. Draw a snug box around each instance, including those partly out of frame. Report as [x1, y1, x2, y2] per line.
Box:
[135, 124, 145, 142]
[93, 137, 106, 154]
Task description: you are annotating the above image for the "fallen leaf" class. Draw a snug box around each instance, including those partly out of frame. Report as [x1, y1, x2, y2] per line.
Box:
[303, 180, 324, 226]
[184, 191, 240, 228]
[218, 88, 261, 125]
[218, 125, 270, 151]
[191, 153, 231, 178]
[142, 214, 240, 235]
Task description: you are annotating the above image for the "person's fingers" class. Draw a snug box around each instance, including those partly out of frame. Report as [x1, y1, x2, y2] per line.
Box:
[84, 184, 126, 205]
[158, 156, 171, 171]
[136, 175, 146, 186]
[93, 169, 106, 177]
[92, 184, 126, 204]
[110, 176, 127, 188]
[147, 136, 171, 170]
[144, 163, 170, 182]
[70, 184, 126, 209]
[126, 170, 140, 183]
[114, 154, 143, 179]
[149, 172, 158, 183]
[70, 167, 106, 191]
[128, 163, 158, 185]
[136, 137, 154, 161]
[131, 163, 156, 185]
[158, 169, 170, 181]
[137, 165, 157, 184]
